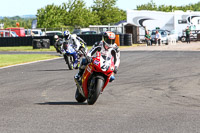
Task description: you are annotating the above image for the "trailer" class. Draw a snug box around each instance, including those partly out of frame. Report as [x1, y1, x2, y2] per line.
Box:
[127, 10, 200, 42]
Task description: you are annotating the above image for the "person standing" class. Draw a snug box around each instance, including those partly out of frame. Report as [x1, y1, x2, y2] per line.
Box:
[145, 31, 152, 46]
[185, 26, 191, 44]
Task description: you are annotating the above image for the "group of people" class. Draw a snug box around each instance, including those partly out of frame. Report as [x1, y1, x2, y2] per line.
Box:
[145, 30, 162, 46]
[145, 26, 191, 46]
[54, 30, 120, 82]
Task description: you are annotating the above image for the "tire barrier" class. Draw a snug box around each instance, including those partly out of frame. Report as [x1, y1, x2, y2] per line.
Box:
[124, 34, 132, 46]
[78, 35, 102, 46]
[119, 34, 124, 46]
[0, 34, 133, 47]
[32, 39, 50, 49]
[0, 36, 54, 47]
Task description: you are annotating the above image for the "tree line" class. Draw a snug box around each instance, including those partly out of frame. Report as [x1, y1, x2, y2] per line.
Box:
[1, 0, 200, 29]
[0, 16, 34, 29]
[36, 0, 126, 28]
[137, 0, 200, 12]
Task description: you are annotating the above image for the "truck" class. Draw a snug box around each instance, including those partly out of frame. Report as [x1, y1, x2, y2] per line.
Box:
[127, 10, 200, 42]
[5, 27, 25, 37]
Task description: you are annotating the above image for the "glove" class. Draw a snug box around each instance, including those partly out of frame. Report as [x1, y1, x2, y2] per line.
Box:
[115, 46, 119, 53]
[114, 67, 118, 74]
[86, 56, 92, 63]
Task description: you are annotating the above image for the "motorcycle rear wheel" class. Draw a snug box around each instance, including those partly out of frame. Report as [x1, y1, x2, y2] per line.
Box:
[64, 55, 74, 70]
[75, 88, 86, 103]
[87, 78, 104, 105]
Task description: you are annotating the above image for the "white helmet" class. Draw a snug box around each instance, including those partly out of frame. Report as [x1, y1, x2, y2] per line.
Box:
[54, 35, 58, 39]
[64, 30, 70, 40]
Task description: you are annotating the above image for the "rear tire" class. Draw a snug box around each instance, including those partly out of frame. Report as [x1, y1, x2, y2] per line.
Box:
[64, 55, 74, 70]
[87, 78, 104, 105]
[75, 88, 86, 103]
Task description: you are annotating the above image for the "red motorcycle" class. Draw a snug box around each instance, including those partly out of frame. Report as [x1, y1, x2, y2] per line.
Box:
[74, 51, 115, 105]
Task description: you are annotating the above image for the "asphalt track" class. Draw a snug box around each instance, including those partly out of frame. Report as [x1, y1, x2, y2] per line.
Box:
[1, 51, 200, 133]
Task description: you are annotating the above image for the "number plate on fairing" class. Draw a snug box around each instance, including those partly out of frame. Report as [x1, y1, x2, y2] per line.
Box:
[94, 60, 99, 65]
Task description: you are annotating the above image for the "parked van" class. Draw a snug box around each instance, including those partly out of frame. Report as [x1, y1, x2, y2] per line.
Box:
[31, 29, 44, 36]
[25, 29, 32, 36]
[6, 27, 25, 37]
[45, 31, 62, 36]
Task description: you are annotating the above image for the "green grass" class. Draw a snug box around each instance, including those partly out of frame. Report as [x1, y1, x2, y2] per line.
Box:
[0, 44, 143, 68]
[0, 54, 59, 67]
[0, 46, 56, 52]
[0, 44, 144, 52]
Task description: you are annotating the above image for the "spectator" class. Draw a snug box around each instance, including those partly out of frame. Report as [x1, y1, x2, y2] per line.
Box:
[145, 31, 152, 46]
[185, 26, 191, 44]
[155, 30, 161, 45]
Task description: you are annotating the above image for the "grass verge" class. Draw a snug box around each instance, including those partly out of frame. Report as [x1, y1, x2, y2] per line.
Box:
[0, 54, 59, 67]
[0, 46, 56, 52]
[0, 44, 144, 52]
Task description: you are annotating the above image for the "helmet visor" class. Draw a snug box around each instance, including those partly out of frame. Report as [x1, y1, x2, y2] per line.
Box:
[104, 36, 115, 45]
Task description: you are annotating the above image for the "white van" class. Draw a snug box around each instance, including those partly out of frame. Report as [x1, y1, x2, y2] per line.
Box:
[31, 29, 43, 36]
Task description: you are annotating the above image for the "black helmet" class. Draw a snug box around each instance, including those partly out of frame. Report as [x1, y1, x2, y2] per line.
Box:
[103, 31, 115, 49]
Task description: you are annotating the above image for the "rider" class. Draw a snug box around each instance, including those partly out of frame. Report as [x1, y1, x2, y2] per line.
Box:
[75, 31, 120, 82]
[63, 30, 87, 52]
[63, 30, 87, 68]
[54, 35, 63, 54]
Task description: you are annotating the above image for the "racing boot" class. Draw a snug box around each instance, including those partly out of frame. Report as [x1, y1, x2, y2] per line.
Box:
[74, 68, 84, 82]
[109, 75, 115, 82]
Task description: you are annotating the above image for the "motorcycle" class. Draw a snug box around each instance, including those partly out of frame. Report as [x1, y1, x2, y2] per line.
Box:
[54, 35, 86, 70]
[62, 41, 83, 70]
[74, 50, 115, 105]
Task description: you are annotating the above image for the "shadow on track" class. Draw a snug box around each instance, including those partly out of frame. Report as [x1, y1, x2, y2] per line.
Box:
[36, 101, 87, 105]
[36, 69, 71, 72]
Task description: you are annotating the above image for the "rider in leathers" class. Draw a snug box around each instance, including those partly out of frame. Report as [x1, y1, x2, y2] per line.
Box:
[54, 30, 87, 69]
[75, 31, 120, 82]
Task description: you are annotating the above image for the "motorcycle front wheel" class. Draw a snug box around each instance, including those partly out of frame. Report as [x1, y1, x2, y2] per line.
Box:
[64, 54, 74, 70]
[87, 77, 104, 105]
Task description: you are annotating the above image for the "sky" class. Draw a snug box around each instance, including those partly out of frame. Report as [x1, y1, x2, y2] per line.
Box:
[1, 0, 200, 17]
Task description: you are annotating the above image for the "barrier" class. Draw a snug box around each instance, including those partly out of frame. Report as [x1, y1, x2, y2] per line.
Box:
[32, 39, 50, 49]
[124, 34, 132, 46]
[115, 35, 120, 46]
[119, 34, 124, 46]
[0, 34, 133, 47]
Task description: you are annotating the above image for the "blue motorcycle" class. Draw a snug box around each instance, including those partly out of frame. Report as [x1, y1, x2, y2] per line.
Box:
[62, 41, 79, 70]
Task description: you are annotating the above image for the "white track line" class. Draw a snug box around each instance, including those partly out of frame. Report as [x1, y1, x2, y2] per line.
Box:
[0, 57, 62, 70]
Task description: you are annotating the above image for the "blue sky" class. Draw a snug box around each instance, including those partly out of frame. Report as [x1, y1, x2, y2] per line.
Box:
[1, 0, 200, 16]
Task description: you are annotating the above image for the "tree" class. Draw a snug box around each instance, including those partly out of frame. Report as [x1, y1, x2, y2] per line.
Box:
[0, 16, 34, 29]
[136, 0, 200, 12]
[62, 0, 100, 27]
[36, 4, 66, 28]
[137, 0, 157, 11]
[92, 0, 126, 25]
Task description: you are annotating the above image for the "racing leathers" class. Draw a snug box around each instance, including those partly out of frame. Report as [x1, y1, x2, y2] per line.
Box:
[54, 34, 87, 68]
[75, 41, 120, 82]
[64, 34, 87, 68]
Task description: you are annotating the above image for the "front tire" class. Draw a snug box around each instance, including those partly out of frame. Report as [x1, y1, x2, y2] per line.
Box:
[87, 78, 104, 105]
[64, 55, 74, 70]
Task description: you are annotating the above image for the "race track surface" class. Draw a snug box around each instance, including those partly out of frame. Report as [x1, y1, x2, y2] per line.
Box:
[1, 51, 200, 133]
